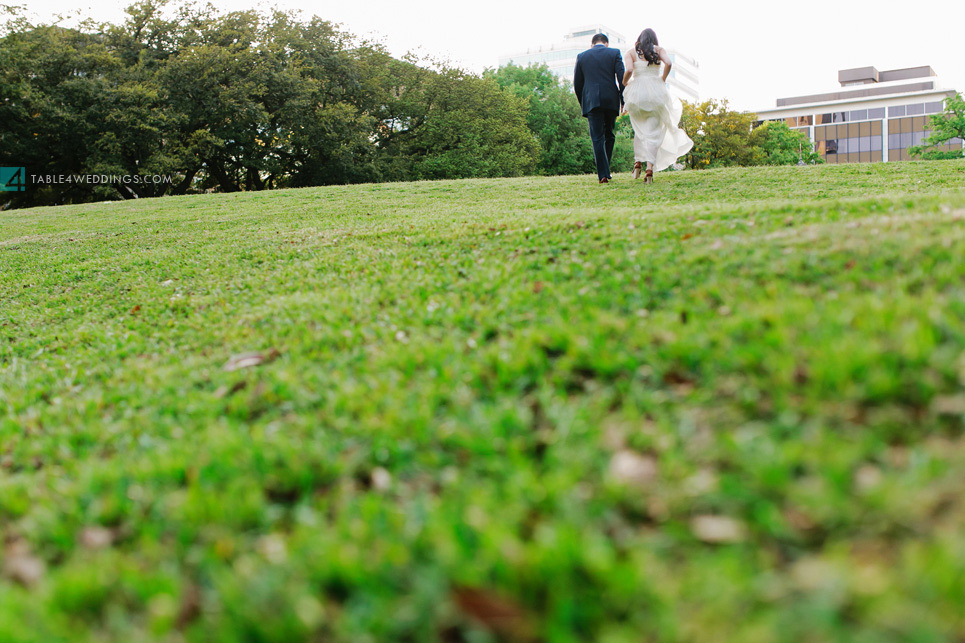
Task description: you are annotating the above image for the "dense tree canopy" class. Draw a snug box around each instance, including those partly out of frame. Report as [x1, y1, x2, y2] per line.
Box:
[1, 3, 839, 209]
[0, 3, 538, 207]
[680, 99, 759, 169]
[749, 121, 821, 166]
[383, 65, 539, 181]
[487, 64, 593, 176]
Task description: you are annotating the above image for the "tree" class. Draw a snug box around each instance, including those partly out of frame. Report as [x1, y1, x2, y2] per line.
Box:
[909, 93, 965, 160]
[0, 22, 125, 206]
[378, 65, 539, 181]
[749, 121, 821, 165]
[0, 2, 546, 208]
[153, 7, 386, 191]
[680, 99, 757, 169]
[487, 64, 593, 176]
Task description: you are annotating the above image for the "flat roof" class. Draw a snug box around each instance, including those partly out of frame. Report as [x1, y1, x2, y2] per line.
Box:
[777, 81, 937, 107]
[774, 65, 942, 107]
[757, 87, 955, 118]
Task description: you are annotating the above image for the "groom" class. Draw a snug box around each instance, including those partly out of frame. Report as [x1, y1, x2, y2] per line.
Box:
[573, 33, 625, 184]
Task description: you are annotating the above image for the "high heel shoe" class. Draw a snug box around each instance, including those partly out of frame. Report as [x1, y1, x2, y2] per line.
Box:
[632, 162, 642, 180]
[644, 169, 653, 184]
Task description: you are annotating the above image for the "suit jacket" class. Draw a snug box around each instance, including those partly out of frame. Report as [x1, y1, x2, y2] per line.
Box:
[573, 44, 625, 117]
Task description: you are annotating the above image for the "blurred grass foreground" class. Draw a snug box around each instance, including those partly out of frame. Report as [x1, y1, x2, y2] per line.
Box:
[2, 160, 965, 641]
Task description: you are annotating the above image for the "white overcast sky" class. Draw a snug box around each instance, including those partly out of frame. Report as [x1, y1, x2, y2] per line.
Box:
[17, 0, 965, 111]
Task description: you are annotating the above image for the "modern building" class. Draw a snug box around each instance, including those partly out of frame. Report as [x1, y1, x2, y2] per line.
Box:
[498, 25, 700, 104]
[755, 65, 963, 163]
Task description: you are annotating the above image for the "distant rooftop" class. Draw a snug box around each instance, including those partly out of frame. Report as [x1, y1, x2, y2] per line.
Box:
[776, 66, 940, 107]
[837, 66, 936, 86]
[562, 24, 626, 44]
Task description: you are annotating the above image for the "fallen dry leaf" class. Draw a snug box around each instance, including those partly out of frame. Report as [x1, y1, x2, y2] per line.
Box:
[608, 450, 658, 487]
[371, 467, 392, 491]
[691, 515, 747, 544]
[214, 380, 249, 399]
[784, 507, 817, 532]
[452, 587, 534, 640]
[931, 394, 965, 416]
[532, 281, 544, 294]
[791, 557, 837, 591]
[222, 349, 281, 372]
[854, 465, 883, 492]
[177, 583, 203, 628]
[3, 541, 45, 587]
[79, 526, 114, 550]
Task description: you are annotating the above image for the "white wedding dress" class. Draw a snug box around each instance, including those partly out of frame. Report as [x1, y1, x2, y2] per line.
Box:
[623, 55, 693, 171]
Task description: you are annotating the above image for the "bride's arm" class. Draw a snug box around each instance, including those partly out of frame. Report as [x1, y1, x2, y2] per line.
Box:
[622, 49, 633, 86]
[658, 46, 672, 82]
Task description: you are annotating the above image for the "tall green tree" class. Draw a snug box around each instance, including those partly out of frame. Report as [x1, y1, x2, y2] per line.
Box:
[378, 65, 539, 181]
[749, 121, 821, 166]
[487, 64, 593, 176]
[153, 7, 386, 191]
[1, 1, 548, 208]
[909, 93, 965, 160]
[0, 21, 122, 206]
[680, 99, 757, 169]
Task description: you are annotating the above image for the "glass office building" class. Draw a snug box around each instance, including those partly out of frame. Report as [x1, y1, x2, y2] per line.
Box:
[498, 25, 700, 104]
[755, 66, 963, 163]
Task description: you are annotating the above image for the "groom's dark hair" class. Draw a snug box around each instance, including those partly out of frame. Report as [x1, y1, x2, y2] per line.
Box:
[591, 33, 608, 45]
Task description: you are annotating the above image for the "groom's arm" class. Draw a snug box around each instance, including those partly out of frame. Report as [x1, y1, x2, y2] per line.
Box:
[614, 52, 626, 107]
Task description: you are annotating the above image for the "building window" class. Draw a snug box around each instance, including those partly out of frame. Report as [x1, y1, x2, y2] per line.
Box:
[868, 107, 885, 119]
[850, 109, 868, 121]
[812, 121, 885, 164]
[889, 105, 905, 117]
[906, 103, 924, 115]
[925, 101, 944, 114]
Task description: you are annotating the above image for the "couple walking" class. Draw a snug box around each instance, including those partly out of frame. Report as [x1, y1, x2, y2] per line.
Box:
[573, 29, 693, 184]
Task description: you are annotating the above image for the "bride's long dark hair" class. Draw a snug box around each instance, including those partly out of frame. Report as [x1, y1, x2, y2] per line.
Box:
[635, 28, 660, 65]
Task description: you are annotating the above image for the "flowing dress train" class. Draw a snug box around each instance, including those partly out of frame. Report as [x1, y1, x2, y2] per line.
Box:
[623, 58, 693, 171]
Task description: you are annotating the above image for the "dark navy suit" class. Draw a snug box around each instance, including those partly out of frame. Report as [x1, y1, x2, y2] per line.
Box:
[573, 44, 625, 180]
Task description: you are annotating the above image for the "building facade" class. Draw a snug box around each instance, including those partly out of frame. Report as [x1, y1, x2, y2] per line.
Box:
[755, 66, 963, 163]
[498, 25, 700, 104]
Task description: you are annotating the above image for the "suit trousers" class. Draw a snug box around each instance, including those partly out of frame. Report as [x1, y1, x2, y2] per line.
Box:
[587, 108, 618, 180]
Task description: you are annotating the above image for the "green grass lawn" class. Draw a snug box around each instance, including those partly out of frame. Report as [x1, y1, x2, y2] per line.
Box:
[2, 160, 965, 642]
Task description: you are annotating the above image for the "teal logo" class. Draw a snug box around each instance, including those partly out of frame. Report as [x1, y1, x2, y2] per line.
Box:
[1, 167, 26, 192]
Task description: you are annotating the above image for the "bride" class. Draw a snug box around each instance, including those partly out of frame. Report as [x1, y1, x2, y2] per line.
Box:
[621, 29, 693, 182]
